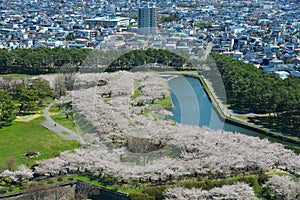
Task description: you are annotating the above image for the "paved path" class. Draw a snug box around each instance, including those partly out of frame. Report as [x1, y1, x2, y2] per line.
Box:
[42, 103, 86, 146]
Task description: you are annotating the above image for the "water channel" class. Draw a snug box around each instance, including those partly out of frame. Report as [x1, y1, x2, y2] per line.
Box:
[167, 75, 300, 152]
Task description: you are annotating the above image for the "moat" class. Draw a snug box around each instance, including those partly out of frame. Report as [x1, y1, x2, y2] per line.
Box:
[168, 75, 300, 152]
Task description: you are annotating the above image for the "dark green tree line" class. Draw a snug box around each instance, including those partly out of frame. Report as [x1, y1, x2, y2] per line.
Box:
[108, 48, 193, 71]
[210, 53, 300, 137]
[0, 48, 196, 74]
[0, 48, 91, 75]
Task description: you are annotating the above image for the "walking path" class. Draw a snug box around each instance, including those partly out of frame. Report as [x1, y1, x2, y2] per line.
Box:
[201, 75, 272, 125]
[42, 103, 86, 146]
[201, 76, 251, 123]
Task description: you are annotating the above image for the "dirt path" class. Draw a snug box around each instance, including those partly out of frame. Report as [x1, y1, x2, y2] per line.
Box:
[15, 114, 42, 122]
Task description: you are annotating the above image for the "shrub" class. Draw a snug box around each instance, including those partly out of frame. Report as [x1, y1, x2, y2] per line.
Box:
[143, 186, 168, 200]
[0, 187, 7, 194]
[57, 177, 63, 182]
[8, 186, 14, 192]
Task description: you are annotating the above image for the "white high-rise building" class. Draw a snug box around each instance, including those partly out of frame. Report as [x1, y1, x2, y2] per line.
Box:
[138, 3, 157, 35]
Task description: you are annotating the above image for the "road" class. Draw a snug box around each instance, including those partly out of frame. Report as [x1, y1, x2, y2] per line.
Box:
[42, 103, 86, 146]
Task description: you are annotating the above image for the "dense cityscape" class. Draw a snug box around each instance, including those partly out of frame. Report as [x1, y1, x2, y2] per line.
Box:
[0, 0, 300, 77]
[0, 0, 300, 199]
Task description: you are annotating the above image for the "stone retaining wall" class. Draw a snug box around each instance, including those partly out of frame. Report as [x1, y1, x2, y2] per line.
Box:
[0, 181, 129, 200]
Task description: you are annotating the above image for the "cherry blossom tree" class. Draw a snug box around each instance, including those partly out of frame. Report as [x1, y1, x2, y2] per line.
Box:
[3, 71, 299, 196]
[164, 182, 256, 200]
[0, 165, 33, 183]
[264, 174, 300, 200]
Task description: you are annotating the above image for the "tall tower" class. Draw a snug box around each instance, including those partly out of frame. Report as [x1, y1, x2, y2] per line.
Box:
[138, 3, 157, 35]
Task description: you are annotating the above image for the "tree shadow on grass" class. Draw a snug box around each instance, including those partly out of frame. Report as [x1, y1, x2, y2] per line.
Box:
[248, 116, 300, 138]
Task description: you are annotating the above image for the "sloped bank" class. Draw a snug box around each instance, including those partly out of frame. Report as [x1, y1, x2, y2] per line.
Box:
[184, 73, 300, 151]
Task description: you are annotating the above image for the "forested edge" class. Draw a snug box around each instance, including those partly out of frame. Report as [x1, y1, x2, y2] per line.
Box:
[210, 53, 300, 137]
[0, 48, 195, 75]
[107, 48, 193, 71]
[0, 48, 91, 75]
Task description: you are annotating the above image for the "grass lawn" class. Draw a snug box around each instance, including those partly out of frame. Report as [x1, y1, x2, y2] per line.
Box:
[0, 73, 56, 78]
[131, 80, 142, 99]
[149, 96, 172, 109]
[248, 115, 300, 138]
[0, 74, 33, 78]
[49, 104, 77, 132]
[0, 116, 80, 168]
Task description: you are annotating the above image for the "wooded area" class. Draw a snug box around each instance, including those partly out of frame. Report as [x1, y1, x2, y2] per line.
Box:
[0, 48, 195, 74]
[0, 48, 91, 74]
[0, 78, 54, 128]
[210, 53, 300, 137]
[107, 48, 192, 71]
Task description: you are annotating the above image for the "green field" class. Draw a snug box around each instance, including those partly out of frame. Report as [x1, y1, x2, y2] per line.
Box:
[0, 116, 80, 168]
[49, 104, 77, 132]
[149, 96, 172, 109]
